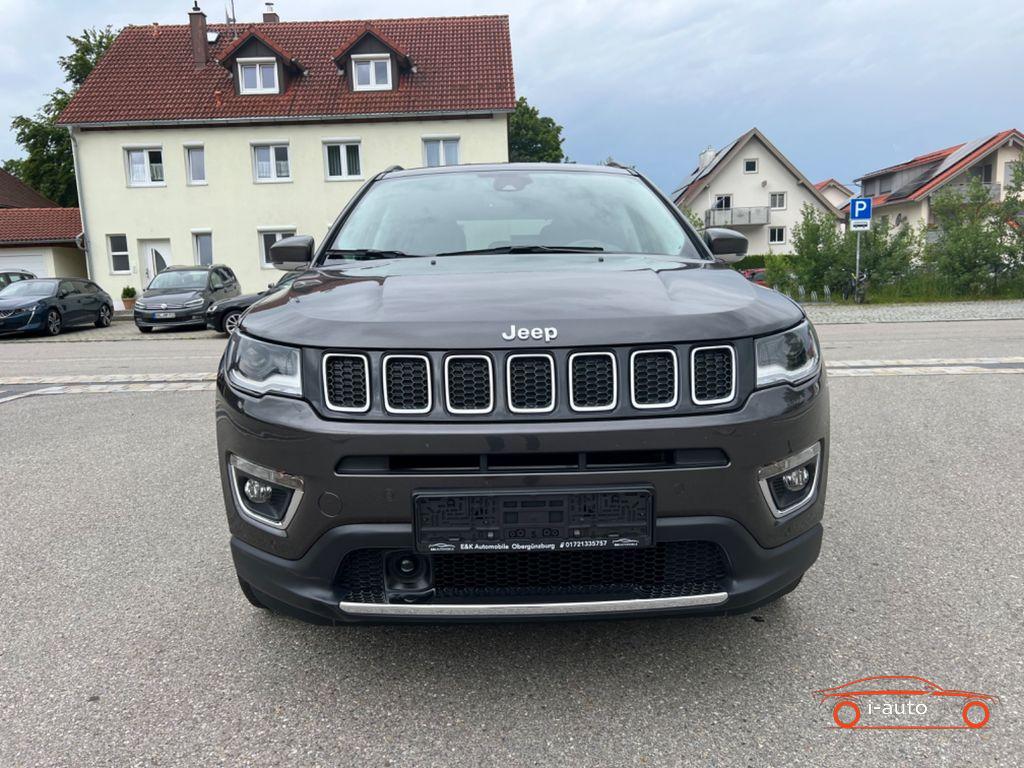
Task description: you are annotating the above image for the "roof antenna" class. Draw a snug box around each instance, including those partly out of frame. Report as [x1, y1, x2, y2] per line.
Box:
[224, 0, 238, 38]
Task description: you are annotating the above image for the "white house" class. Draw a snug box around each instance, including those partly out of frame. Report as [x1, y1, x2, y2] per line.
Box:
[58, 6, 515, 305]
[851, 129, 1024, 235]
[672, 128, 840, 255]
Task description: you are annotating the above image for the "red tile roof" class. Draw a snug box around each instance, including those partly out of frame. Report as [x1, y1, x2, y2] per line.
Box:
[0, 169, 57, 208]
[58, 16, 515, 125]
[0, 208, 82, 245]
[814, 178, 850, 193]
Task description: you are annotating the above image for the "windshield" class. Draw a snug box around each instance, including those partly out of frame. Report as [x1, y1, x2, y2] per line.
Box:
[0, 280, 56, 298]
[327, 169, 704, 260]
[148, 270, 208, 291]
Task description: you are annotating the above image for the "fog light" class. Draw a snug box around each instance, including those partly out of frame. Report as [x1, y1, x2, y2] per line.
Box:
[782, 467, 810, 492]
[243, 478, 274, 504]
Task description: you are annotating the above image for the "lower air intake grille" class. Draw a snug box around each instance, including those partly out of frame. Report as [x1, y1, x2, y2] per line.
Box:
[692, 346, 735, 404]
[570, 352, 616, 410]
[383, 355, 431, 413]
[324, 354, 369, 412]
[336, 542, 729, 604]
[631, 350, 677, 407]
[507, 355, 554, 412]
[445, 356, 493, 413]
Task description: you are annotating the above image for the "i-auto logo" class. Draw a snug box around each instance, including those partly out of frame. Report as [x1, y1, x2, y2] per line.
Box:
[814, 675, 998, 730]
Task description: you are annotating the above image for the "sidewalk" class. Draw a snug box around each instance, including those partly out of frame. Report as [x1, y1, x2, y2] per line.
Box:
[804, 299, 1024, 324]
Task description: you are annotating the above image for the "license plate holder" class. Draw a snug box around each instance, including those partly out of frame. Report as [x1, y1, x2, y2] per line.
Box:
[154, 312, 175, 319]
[414, 488, 654, 554]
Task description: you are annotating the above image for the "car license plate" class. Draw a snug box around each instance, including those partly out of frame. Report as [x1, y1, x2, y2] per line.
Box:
[155, 312, 175, 319]
[414, 488, 653, 553]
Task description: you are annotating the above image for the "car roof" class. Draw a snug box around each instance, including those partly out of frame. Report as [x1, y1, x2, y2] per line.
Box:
[162, 264, 232, 272]
[380, 162, 636, 180]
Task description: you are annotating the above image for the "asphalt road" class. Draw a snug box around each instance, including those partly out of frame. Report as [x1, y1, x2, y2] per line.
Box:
[1, 320, 1022, 766]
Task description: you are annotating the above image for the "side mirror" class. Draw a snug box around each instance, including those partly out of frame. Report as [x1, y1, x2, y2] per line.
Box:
[703, 227, 748, 263]
[270, 235, 314, 270]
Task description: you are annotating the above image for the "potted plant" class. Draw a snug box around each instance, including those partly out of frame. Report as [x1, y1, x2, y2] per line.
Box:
[122, 285, 137, 311]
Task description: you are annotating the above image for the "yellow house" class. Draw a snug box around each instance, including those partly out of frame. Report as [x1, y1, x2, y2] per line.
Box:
[58, 7, 515, 306]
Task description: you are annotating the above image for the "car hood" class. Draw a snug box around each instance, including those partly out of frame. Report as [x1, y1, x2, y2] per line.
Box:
[0, 297, 47, 310]
[140, 289, 202, 303]
[241, 254, 805, 348]
[210, 292, 260, 311]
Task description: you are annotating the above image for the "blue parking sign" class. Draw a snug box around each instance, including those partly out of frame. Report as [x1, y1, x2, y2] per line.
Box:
[850, 197, 872, 230]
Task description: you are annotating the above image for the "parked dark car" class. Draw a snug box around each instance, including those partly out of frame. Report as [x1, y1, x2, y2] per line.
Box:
[134, 264, 240, 333]
[217, 163, 828, 624]
[0, 269, 36, 290]
[206, 271, 302, 334]
[0, 278, 113, 336]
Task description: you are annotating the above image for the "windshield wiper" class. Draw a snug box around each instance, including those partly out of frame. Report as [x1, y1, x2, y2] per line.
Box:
[323, 248, 424, 261]
[434, 245, 605, 257]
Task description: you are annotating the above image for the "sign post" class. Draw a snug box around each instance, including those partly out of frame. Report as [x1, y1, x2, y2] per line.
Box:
[849, 197, 873, 279]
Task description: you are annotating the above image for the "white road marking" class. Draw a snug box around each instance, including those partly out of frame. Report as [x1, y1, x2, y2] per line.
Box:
[0, 372, 215, 385]
[828, 357, 1024, 368]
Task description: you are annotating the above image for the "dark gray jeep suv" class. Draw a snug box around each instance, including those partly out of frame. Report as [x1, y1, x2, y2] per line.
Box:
[216, 163, 828, 623]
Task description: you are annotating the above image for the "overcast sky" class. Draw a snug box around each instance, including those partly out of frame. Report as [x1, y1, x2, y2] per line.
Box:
[1, 0, 1022, 193]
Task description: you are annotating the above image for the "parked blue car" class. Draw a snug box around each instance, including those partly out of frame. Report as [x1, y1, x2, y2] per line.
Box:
[0, 278, 113, 337]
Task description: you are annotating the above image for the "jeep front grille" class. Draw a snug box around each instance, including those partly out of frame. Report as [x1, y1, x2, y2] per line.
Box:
[691, 346, 736, 405]
[569, 351, 616, 411]
[323, 354, 370, 412]
[445, 355, 493, 414]
[319, 342, 748, 420]
[506, 354, 555, 413]
[630, 350, 678, 408]
[383, 355, 431, 414]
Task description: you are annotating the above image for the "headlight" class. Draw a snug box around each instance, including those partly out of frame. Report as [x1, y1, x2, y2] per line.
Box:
[227, 333, 302, 397]
[135, 300, 148, 310]
[755, 320, 821, 387]
[16, 305, 38, 314]
[184, 297, 205, 308]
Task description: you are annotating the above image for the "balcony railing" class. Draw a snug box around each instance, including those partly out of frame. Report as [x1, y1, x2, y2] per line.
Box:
[704, 206, 770, 227]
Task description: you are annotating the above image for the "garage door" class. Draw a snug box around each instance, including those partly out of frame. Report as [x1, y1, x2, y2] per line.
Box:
[0, 253, 49, 277]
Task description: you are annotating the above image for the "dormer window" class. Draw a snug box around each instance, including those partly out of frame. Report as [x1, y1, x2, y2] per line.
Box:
[352, 54, 392, 91]
[238, 58, 279, 94]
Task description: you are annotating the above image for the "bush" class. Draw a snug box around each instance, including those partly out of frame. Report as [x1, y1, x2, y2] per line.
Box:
[733, 254, 766, 270]
[121, 285, 136, 299]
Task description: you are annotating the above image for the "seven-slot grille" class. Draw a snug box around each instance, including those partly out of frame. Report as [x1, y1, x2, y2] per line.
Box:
[569, 352, 616, 411]
[506, 354, 555, 413]
[321, 344, 743, 417]
[630, 350, 678, 408]
[323, 354, 370, 412]
[383, 355, 432, 414]
[691, 346, 736, 405]
[445, 355, 494, 414]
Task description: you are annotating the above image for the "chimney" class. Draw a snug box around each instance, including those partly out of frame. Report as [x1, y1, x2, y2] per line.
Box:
[188, 2, 208, 68]
[263, 2, 280, 22]
[698, 146, 716, 171]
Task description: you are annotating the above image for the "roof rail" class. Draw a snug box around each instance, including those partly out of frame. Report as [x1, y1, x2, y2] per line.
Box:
[603, 160, 638, 175]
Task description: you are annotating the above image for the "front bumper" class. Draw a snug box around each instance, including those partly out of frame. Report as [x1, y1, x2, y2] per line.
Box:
[217, 372, 829, 622]
[134, 307, 206, 328]
[0, 308, 43, 334]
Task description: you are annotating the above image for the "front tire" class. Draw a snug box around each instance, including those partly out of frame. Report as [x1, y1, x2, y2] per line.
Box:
[43, 309, 62, 336]
[95, 304, 112, 328]
[221, 310, 242, 335]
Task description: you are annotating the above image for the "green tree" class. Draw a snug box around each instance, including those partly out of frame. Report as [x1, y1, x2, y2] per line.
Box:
[3, 27, 116, 206]
[786, 203, 848, 292]
[925, 176, 1006, 294]
[998, 160, 1024, 278]
[508, 96, 565, 163]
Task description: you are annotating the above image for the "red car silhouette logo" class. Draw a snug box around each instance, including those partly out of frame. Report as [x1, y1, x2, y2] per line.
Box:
[814, 675, 997, 730]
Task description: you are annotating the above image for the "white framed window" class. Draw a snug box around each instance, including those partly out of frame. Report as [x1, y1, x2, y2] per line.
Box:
[423, 137, 460, 167]
[238, 57, 279, 94]
[323, 140, 362, 180]
[185, 145, 206, 185]
[252, 143, 290, 182]
[352, 54, 392, 91]
[769, 192, 787, 210]
[714, 194, 732, 210]
[125, 147, 164, 186]
[258, 228, 297, 268]
[769, 226, 786, 245]
[108, 234, 131, 274]
[193, 231, 214, 266]
[743, 158, 758, 173]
